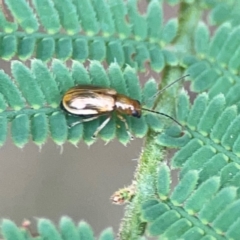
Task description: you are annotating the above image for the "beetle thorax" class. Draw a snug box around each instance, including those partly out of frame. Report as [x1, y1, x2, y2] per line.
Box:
[115, 94, 141, 118]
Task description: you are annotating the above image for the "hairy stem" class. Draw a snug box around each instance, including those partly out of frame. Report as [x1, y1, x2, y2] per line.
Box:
[119, 133, 165, 240]
[119, 2, 203, 239]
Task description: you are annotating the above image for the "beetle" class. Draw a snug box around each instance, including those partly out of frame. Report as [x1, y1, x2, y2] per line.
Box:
[61, 75, 188, 139]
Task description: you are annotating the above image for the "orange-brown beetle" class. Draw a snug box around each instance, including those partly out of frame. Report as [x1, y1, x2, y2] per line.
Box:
[61, 76, 188, 138]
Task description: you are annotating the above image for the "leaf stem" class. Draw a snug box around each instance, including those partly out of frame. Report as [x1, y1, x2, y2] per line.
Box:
[119, 2, 203, 239]
[119, 133, 165, 240]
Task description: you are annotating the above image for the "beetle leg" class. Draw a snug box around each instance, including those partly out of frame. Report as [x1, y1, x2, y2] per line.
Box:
[69, 116, 100, 128]
[92, 115, 111, 139]
[117, 115, 134, 140]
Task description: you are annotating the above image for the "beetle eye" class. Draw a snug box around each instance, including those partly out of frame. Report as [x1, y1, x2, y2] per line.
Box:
[132, 110, 140, 118]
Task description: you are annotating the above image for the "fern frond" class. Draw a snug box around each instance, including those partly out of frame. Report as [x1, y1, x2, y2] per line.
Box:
[1, 216, 115, 240]
[158, 90, 240, 187]
[165, 0, 240, 27]
[184, 22, 240, 107]
[0, 0, 179, 72]
[0, 59, 165, 147]
[206, 1, 240, 27]
[141, 164, 240, 239]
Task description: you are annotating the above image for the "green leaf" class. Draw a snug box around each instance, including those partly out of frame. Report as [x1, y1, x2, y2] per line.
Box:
[1, 2, 240, 238]
[135, 43, 150, 71]
[172, 139, 203, 168]
[0, 35, 17, 60]
[180, 146, 216, 177]
[0, 70, 25, 110]
[0, 93, 6, 112]
[109, 0, 131, 38]
[11, 114, 29, 148]
[212, 199, 240, 234]
[221, 114, 240, 150]
[217, 26, 240, 67]
[31, 113, 48, 145]
[171, 170, 199, 206]
[78, 221, 94, 240]
[18, 36, 36, 61]
[72, 0, 99, 36]
[225, 84, 240, 106]
[176, 89, 190, 124]
[162, 50, 178, 66]
[56, 38, 73, 61]
[199, 187, 237, 224]
[226, 217, 240, 240]
[71, 61, 91, 85]
[179, 226, 204, 239]
[67, 115, 84, 146]
[89, 40, 106, 61]
[187, 92, 208, 130]
[123, 42, 137, 68]
[52, 0, 80, 35]
[0, 59, 161, 146]
[12, 61, 45, 108]
[141, 201, 169, 222]
[161, 218, 192, 239]
[192, 68, 219, 93]
[107, 40, 125, 66]
[92, 0, 115, 37]
[147, 0, 162, 42]
[31, 59, 60, 107]
[72, 38, 88, 61]
[59, 217, 79, 240]
[0, 116, 7, 146]
[49, 112, 68, 145]
[1, 219, 25, 240]
[149, 45, 165, 72]
[208, 22, 231, 60]
[32, 0, 60, 34]
[52, 59, 74, 94]
[210, 105, 237, 144]
[99, 228, 114, 240]
[38, 219, 62, 240]
[5, 0, 38, 33]
[156, 125, 191, 148]
[127, 0, 147, 40]
[157, 163, 171, 199]
[197, 94, 225, 136]
[194, 22, 210, 57]
[161, 18, 178, 44]
[198, 153, 228, 183]
[184, 177, 220, 214]
[220, 163, 240, 186]
[208, 76, 232, 99]
[147, 210, 181, 236]
[36, 37, 55, 62]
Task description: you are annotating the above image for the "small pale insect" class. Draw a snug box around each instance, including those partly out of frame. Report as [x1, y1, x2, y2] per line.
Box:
[61, 75, 188, 139]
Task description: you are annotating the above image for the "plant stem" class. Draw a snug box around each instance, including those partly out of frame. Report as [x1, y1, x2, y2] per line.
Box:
[174, 2, 202, 54]
[119, 2, 203, 239]
[119, 133, 165, 240]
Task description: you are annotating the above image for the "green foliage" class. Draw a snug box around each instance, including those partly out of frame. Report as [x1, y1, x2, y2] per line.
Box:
[154, 77, 240, 239]
[159, 91, 240, 172]
[0, 60, 163, 147]
[185, 21, 240, 97]
[1, 0, 240, 239]
[0, 0, 179, 72]
[141, 164, 240, 239]
[1, 217, 114, 240]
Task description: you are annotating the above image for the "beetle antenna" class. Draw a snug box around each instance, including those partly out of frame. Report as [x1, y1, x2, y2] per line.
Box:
[142, 107, 182, 127]
[151, 74, 189, 100]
